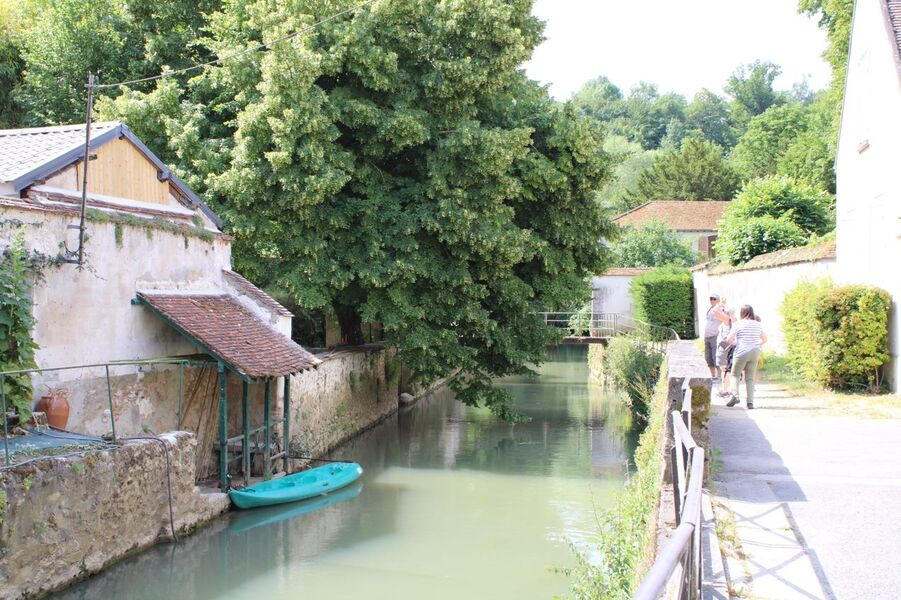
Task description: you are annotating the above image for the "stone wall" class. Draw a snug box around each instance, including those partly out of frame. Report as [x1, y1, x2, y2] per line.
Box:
[288, 345, 399, 465]
[0, 432, 228, 599]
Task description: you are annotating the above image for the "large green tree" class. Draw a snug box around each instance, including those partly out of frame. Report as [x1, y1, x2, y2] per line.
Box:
[627, 137, 741, 204]
[612, 221, 698, 268]
[104, 0, 614, 418]
[725, 60, 785, 128]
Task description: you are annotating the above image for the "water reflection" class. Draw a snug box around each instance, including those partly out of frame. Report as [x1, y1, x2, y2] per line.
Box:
[51, 346, 634, 600]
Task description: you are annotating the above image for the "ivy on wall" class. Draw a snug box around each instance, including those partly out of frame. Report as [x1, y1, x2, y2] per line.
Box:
[0, 233, 39, 420]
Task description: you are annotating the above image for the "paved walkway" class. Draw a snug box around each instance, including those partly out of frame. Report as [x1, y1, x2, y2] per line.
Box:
[705, 383, 901, 599]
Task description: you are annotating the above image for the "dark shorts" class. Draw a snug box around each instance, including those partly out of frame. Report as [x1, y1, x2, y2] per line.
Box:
[704, 336, 718, 367]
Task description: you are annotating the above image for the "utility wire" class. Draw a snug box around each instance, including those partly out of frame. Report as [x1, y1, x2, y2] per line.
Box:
[94, 0, 377, 90]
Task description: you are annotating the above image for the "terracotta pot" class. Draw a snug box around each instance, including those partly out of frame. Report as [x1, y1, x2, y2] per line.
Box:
[36, 394, 69, 430]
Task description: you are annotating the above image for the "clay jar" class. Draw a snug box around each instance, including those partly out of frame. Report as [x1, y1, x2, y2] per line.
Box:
[35, 392, 70, 430]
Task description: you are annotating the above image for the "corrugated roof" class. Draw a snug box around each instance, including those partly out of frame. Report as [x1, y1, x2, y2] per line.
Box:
[223, 269, 293, 317]
[0, 122, 119, 187]
[888, 1, 901, 58]
[706, 241, 836, 275]
[136, 292, 319, 379]
[612, 201, 730, 232]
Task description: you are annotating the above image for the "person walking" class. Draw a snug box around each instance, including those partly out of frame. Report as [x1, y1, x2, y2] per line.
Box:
[716, 307, 735, 396]
[725, 305, 767, 409]
[703, 294, 728, 379]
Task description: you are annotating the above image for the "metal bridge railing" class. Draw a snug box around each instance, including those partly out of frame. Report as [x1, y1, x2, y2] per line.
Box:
[633, 378, 706, 600]
[537, 312, 680, 353]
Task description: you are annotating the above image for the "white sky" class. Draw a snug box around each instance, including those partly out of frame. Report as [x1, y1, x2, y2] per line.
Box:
[524, 0, 831, 100]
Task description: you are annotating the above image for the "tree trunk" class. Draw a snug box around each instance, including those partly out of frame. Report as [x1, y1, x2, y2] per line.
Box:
[334, 304, 364, 346]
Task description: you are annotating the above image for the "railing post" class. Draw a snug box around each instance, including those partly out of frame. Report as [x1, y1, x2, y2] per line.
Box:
[242, 379, 250, 488]
[1, 375, 8, 467]
[283, 375, 291, 474]
[218, 362, 229, 490]
[104, 365, 116, 443]
[263, 379, 271, 480]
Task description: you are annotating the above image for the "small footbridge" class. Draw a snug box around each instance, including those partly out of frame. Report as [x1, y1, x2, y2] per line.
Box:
[537, 312, 680, 350]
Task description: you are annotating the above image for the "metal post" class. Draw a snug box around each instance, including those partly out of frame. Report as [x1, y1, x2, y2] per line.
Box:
[75, 73, 95, 266]
[177, 362, 185, 429]
[104, 365, 116, 443]
[283, 375, 291, 474]
[218, 362, 228, 490]
[1, 375, 8, 467]
[263, 379, 271, 480]
[242, 380, 250, 488]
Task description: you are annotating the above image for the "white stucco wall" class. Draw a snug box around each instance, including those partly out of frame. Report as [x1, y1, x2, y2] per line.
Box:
[836, 0, 901, 388]
[692, 259, 837, 354]
[591, 275, 637, 316]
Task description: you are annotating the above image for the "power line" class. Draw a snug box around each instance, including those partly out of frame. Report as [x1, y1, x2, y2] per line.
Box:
[94, 0, 377, 90]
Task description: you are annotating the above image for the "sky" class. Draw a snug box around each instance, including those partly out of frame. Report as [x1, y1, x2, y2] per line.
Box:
[524, 0, 831, 101]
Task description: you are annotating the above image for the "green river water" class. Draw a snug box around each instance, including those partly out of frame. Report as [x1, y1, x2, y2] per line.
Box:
[51, 345, 636, 600]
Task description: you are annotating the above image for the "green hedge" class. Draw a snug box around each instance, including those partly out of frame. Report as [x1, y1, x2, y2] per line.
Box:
[630, 265, 694, 339]
[781, 279, 891, 391]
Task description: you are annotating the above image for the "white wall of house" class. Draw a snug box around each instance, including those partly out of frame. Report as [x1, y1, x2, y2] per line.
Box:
[592, 275, 637, 316]
[835, 0, 901, 389]
[692, 258, 837, 354]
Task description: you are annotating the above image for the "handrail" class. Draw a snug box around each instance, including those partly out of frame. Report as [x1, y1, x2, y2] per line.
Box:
[633, 375, 706, 600]
[536, 311, 681, 348]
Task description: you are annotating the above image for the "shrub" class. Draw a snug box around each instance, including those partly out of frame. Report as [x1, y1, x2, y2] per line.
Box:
[602, 336, 663, 419]
[715, 176, 834, 265]
[815, 285, 891, 391]
[716, 213, 808, 265]
[630, 265, 694, 338]
[780, 277, 833, 382]
[781, 280, 891, 391]
[612, 220, 699, 268]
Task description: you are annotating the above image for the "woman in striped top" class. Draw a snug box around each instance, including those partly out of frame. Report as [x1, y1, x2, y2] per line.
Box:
[725, 305, 767, 409]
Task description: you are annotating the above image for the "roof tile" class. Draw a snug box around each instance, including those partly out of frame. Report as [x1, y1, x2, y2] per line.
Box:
[137, 292, 319, 378]
[223, 269, 293, 317]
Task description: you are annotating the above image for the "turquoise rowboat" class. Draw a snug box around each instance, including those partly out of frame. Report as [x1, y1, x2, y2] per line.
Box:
[229, 462, 364, 509]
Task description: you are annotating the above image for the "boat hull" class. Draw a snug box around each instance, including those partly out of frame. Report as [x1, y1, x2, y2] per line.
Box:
[229, 462, 364, 509]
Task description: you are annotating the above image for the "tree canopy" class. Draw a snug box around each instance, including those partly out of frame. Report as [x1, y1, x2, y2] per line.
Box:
[611, 221, 698, 268]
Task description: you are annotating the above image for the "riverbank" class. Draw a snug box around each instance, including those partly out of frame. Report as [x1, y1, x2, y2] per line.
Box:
[706, 382, 901, 598]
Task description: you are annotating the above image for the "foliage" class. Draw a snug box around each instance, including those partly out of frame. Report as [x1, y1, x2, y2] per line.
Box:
[100, 0, 616, 420]
[627, 137, 741, 204]
[781, 280, 891, 391]
[0, 1, 25, 128]
[730, 103, 810, 181]
[0, 234, 39, 421]
[725, 60, 785, 123]
[594, 136, 658, 215]
[601, 336, 663, 420]
[612, 221, 698, 268]
[630, 265, 694, 338]
[568, 368, 666, 599]
[715, 214, 808, 265]
[568, 302, 594, 337]
[715, 176, 833, 264]
[780, 277, 834, 382]
[684, 89, 738, 149]
[799, 0, 853, 127]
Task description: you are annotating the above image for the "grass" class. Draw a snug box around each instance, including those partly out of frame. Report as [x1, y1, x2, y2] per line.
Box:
[759, 353, 901, 419]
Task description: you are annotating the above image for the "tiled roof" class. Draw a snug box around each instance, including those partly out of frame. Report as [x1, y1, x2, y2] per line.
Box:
[137, 292, 319, 379]
[612, 201, 730, 232]
[0, 122, 119, 187]
[603, 267, 653, 276]
[706, 241, 836, 275]
[889, 1, 901, 59]
[223, 269, 293, 317]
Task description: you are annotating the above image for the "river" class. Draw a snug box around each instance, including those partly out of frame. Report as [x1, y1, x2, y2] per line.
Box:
[51, 345, 636, 600]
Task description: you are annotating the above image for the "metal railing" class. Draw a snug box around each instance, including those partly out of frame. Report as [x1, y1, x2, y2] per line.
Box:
[537, 311, 680, 352]
[633, 378, 706, 600]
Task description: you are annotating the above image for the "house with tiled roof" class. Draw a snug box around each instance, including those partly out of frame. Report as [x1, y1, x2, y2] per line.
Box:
[0, 122, 318, 487]
[612, 200, 730, 258]
[835, 0, 901, 390]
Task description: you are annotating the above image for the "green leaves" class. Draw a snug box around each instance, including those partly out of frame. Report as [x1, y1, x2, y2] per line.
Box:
[629, 266, 694, 339]
[0, 233, 39, 421]
[611, 221, 698, 268]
